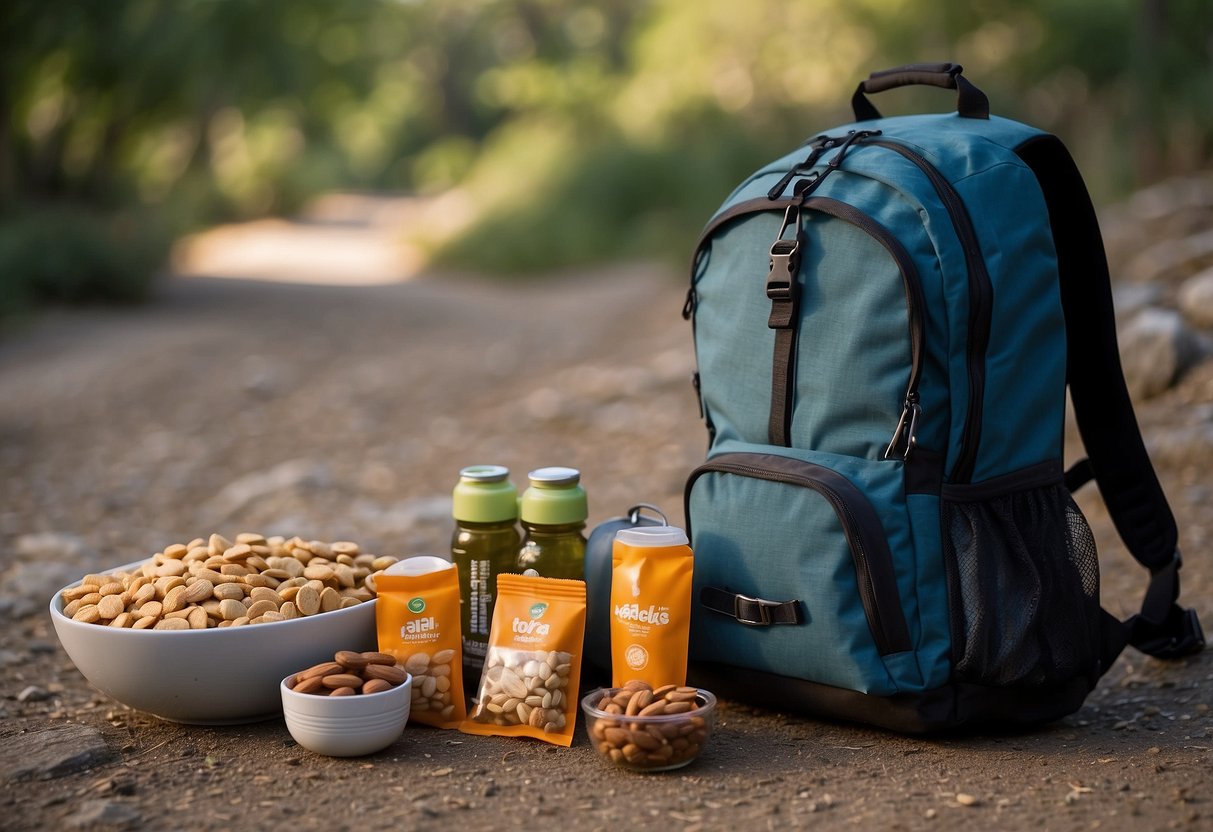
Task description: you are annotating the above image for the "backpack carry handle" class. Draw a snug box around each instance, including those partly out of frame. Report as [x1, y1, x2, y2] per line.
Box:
[852, 62, 990, 121]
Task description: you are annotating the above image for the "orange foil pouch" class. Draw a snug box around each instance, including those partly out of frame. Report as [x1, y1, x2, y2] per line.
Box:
[459, 573, 586, 747]
[375, 557, 466, 729]
[610, 525, 694, 688]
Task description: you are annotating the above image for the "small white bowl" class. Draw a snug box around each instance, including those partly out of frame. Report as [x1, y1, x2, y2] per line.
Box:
[281, 671, 412, 757]
[49, 559, 378, 724]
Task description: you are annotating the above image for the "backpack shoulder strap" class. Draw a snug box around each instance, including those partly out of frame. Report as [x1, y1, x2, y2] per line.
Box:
[1015, 134, 1204, 661]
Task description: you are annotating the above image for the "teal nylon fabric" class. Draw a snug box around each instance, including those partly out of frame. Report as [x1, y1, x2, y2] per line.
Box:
[696, 112, 1066, 481]
[688, 110, 1071, 702]
[688, 441, 919, 695]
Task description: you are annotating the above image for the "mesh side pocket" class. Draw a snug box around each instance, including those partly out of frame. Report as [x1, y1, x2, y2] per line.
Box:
[943, 484, 1100, 687]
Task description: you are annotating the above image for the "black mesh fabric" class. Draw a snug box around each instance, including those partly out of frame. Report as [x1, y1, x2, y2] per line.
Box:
[944, 485, 1101, 687]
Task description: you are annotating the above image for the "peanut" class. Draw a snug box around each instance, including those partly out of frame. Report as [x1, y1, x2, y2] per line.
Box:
[403, 648, 457, 720]
[471, 648, 572, 733]
[59, 533, 397, 630]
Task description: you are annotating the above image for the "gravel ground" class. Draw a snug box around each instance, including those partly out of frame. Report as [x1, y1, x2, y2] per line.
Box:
[1, 252, 1210, 831]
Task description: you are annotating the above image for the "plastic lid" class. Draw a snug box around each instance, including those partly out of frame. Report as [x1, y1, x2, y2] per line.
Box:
[519, 467, 587, 525]
[452, 465, 518, 523]
[383, 555, 455, 576]
[614, 526, 689, 547]
[459, 465, 509, 483]
[527, 466, 580, 486]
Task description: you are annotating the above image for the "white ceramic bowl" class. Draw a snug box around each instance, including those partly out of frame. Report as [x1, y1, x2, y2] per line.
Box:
[281, 671, 412, 757]
[49, 560, 378, 724]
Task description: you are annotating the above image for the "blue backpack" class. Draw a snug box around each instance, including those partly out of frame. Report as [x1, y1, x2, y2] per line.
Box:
[682, 64, 1204, 732]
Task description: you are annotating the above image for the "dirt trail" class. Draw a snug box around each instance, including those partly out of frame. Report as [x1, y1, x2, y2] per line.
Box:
[1, 236, 1210, 829]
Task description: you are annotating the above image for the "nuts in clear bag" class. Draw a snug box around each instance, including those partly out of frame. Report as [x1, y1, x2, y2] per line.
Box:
[460, 573, 585, 747]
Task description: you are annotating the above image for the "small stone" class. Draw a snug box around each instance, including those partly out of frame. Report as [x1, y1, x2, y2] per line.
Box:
[1119, 308, 1204, 400]
[1178, 267, 1213, 329]
[0, 723, 113, 783]
[17, 685, 51, 703]
[955, 793, 980, 807]
[924, 808, 937, 819]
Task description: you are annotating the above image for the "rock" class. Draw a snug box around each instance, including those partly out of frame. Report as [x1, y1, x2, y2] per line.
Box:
[1125, 228, 1213, 283]
[1146, 423, 1213, 466]
[1, 559, 90, 619]
[3, 532, 99, 619]
[1179, 267, 1213, 329]
[1119, 308, 1204, 400]
[17, 685, 51, 703]
[0, 723, 113, 783]
[65, 799, 141, 829]
[1113, 282, 1164, 324]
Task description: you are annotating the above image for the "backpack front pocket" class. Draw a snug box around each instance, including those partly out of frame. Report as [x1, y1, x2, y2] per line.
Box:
[685, 444, 913, 695]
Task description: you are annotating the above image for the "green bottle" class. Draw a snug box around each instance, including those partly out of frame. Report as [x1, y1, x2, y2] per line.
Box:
[451, 465, 520, 674]
[516, 467, 588, 581]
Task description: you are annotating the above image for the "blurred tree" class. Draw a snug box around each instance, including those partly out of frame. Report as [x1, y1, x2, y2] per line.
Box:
[0, 0, 1210, 294]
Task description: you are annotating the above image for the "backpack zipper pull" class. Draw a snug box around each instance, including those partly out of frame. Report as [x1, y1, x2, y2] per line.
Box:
[827, 129, 881, 170]
[766, 135, 836, 200]
[769, 129, 882, 202]
[883, 392, 921, 460]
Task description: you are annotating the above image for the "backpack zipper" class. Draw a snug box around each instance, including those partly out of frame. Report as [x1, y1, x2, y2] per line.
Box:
[688, 195, 926, 458]
[857, 138, 993, 483]
[685, 451, 912, 656]
[766, 130, 881, 201]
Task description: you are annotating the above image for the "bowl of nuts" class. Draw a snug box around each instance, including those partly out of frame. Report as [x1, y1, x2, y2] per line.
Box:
[581, 682, 716, 772]
[48, 533, 396, 725]
[281, 651, 412, 757]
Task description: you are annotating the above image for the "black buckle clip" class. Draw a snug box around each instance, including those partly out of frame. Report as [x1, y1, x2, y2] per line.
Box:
[734, 593, 776, 626]
[766, 243, 798, 302]
[766, 202, 801, 311]
[1133, 604, 1205, 660]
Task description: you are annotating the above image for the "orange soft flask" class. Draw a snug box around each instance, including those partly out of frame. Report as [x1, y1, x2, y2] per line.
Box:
[610, 525, 694, 688]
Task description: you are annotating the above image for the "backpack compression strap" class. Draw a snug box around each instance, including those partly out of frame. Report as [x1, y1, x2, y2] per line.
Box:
[1017, 135, 1204, 661]
[766, 204, 803, 446]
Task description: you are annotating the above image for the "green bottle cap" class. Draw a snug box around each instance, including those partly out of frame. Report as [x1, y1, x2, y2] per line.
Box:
[518, 467, 588, 526]
[452, 465, 518, 523]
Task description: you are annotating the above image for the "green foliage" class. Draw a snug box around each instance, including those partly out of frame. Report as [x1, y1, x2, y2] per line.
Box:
[2, 0, 1211, 289]
[0, 207, 170, 319]
[437, 0, 1213, 272]
[439, 112, 771, 273]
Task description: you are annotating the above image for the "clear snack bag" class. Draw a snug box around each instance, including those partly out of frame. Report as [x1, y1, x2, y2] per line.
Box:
[375, 556, 466, 728]
[459, 573, 586, 747]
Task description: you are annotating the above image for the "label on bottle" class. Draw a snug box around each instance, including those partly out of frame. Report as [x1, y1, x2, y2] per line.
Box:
[463, 558, 491, 662]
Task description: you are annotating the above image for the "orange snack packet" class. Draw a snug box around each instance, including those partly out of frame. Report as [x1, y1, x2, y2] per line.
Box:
[459, 573, 586, 747]
[610, 526, 694, 688]
[375, 558, 466, 728]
